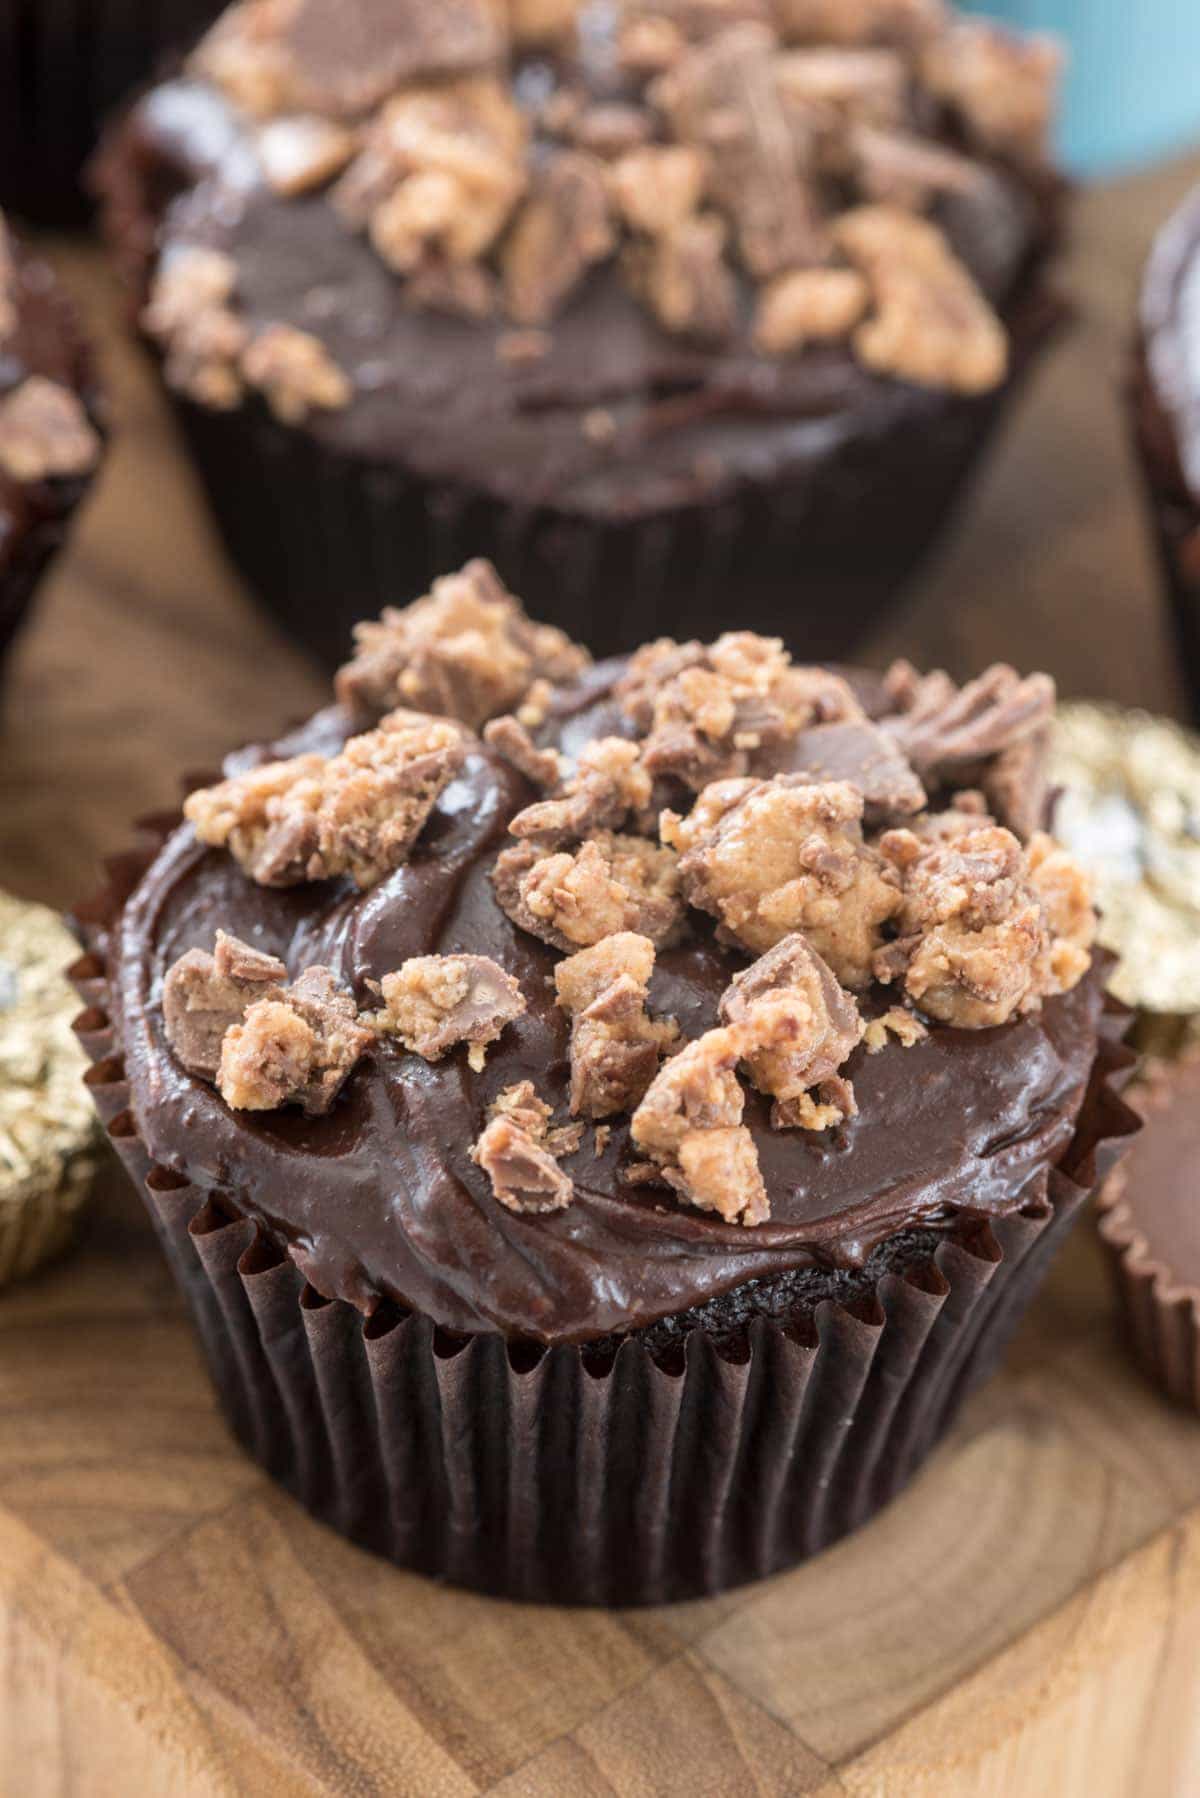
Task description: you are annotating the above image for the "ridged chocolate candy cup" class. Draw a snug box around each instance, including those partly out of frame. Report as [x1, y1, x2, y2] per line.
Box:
[70, 821, 1139, 1606]
[1097, 1056, 1200, 1414]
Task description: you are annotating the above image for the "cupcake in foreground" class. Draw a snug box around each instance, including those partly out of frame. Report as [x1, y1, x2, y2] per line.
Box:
[1, 892, 99, 1286]
[0, 0, 224, 224]
[1098, 1052, 1200, 1414]
[73, 563, 1135, 1603]
[1134, 186, 1200, 725]
[95, 0, 1065, 664]
[0, 218, 104, 667]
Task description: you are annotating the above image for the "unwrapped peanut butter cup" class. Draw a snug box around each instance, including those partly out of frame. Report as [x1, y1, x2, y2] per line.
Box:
[0, 891, 99, 1285]
[1097, 1051, 1200, 1412]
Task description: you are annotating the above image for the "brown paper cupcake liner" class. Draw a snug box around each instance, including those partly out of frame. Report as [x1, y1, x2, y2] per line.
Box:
[159, 271, 1065, 669]
[70, 823, 1138, 1604]
[0, 0, 222, 224]
[1097, 1065, 1200, 1414]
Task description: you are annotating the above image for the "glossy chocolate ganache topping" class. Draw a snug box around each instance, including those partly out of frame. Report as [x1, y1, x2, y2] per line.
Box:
[113, 562, 1103, 1342]
[108, 0, 1061, 514]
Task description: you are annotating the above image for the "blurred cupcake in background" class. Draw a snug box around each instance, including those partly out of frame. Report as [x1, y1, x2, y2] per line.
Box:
[95, 0, 1069, 665]
[0, 0, 226, 224]
[963, 1, 1200, 175]
[1132, 186, 1200, 726]
[0, 215, 105, 668]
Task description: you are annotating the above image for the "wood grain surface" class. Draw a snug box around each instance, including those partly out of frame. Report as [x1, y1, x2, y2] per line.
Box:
[3, 151, 1200, 1798]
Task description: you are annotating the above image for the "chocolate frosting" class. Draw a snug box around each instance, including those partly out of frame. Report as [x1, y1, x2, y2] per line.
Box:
[112, 662, 1105, 1344]
[111, 40, 1044, 520]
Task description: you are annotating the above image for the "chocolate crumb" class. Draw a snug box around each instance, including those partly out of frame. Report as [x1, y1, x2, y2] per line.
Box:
[242, 323, 351, 424]
[626, 212, 739, 346]
[653, 23, 829, 279]
[835, 205, 1008, 395]
[503, 149, 615, 325]
[875, 811, 1094, 1027]
[162, 930, 287, 1079]
[472, 1079, 577, 1212]
[184, 711, 465, 890]
[881, 659, 1055, 835]
[555, 933, 679, 1117]
[375, 954, 525, 1064]
[336, 559, 590, 729]
[218, 967, 373, 1116]
[753, 267, 869, 356]
[492, 832, 684, 950]
[719, 932, 864, 1130]
[483, 715, 565, 789]
[507, 736, 651, 841]
[0, 377, 101, 483]
[631, 1025, 768, 1225]
[863, 1005, 928, 1052]
[921, 18, 1061, 166]
[667, 774, 900, 986]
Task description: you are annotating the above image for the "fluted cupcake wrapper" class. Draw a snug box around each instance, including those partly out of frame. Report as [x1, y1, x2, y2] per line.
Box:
[70, 821, 1139, 1604]
[0, 0, 222, 223]
[162, 272, 1064, 670]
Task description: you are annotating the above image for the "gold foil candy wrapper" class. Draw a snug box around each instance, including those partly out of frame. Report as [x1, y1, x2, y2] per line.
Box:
[0, 890, 98, 1284]
[1052, 704, 1200, 1047]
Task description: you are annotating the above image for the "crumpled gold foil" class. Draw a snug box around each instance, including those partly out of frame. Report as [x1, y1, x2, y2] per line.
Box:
[1052, 704, 1200, 1034]
[0, 890, 98, 1285]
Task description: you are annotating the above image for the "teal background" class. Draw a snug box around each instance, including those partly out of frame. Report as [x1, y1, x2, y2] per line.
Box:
[966, 0, 1200, 175]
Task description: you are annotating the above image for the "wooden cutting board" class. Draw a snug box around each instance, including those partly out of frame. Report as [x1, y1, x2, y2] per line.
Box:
[4, 151, 1200, 1797]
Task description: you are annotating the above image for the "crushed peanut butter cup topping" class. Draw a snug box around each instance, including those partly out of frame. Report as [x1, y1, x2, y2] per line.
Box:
[554, 933, 680, 1118]
[472, 1080, 584, 1212]
[153, 0, 1061, 411]
[162, 929, 288, 1079]
[719, 932, 864, 1130]
[184, 710, 466, 889]
[0, 376, 102, 484]
[631, 1024, 769, 1225]
[161, 567, 1094, 1222]
[336, 560, 590, 730]
[373, 954, 525, 1069]
[218, 965, 374, 1115]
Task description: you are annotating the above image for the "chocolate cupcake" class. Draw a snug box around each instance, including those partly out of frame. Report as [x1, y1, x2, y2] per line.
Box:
[1098, 1052, 1200, 1413]
[0, 0, 224, 224]
[0, 218, 104, 667]
[1134, 186, 1200, 724]
[73, 563, 1136, 1604]
[94, 0, 1066, 665]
